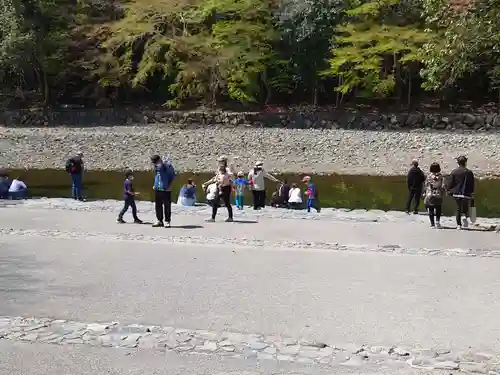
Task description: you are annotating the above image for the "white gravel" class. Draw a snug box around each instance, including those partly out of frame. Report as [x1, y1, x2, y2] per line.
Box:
[2, 125, 500, 175]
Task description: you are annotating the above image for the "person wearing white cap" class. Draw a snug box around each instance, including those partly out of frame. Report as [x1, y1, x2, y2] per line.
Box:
[248, 161, 280, 210]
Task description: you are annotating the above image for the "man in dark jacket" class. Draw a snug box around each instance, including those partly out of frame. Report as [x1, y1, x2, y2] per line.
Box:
[406, 160, 425, 214]
[448, 155, 475, 229]
[65, 152, 84, 201]
[151, 155, 176, 228]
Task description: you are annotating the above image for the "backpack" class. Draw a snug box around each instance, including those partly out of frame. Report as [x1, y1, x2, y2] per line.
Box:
[424, 174, 443, 205]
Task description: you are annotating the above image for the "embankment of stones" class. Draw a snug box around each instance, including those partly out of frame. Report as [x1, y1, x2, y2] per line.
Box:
[3, 108, 500, 130]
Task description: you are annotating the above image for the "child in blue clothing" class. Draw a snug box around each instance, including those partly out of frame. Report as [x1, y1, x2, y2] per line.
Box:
[302, 175, 321, 213]
[233, 171, 249, 209]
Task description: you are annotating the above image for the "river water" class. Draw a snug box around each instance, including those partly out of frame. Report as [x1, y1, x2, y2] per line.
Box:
[5, 169, 500, 217]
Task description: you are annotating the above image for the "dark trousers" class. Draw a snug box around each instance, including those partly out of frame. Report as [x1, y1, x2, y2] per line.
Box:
[455, 198, 469, 226]
[71, 173, 83, 199]
[118, 196, 139, 220]
[212, 185, 233, 219]
[154, 190, 172, 223]
[252, 190, 266, 209]
[406, 189, 422, 213]
[427, 204, 442, 226]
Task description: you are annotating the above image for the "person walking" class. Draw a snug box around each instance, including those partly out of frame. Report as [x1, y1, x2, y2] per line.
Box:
[406, 160, 425, 214]
[65, 151, 84, 201]
[448, 155, 475, 229]
[302, 175, 321, 212]
[151, 155, 176, 228]
[423, 162, 445, 228]
[203, 164, 234, 222]
[248, 161, 280, 210]
[117, 170, 142, 224]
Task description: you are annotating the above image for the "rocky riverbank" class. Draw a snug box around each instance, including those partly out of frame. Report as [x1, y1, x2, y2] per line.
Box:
[2, 109, 500, 175]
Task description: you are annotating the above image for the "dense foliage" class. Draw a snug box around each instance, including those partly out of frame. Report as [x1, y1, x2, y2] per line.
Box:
[1, 0, 498, 108]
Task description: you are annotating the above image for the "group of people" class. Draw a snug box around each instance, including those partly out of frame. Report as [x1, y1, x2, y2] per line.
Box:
[406, 156, 475, 229]
[0, 172, 28, 200]
[112, 154, 321, 226]
[30, 151, 479, 230]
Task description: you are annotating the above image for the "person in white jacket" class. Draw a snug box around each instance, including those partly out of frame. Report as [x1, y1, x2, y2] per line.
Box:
[248, 161, 280, 210]
[288, 183, 302, 209]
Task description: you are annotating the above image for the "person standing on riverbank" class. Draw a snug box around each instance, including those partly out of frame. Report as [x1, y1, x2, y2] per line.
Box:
[302, 176, 321, 213]
[65, 152, 84, 201]
[233, 171, 248, 210]
[117, 170, 142, 224]
[151, 155, 176, 228]
[203, 164, 234, 222]
[248, 161, 280, 210]
[423, 162, 445, 228]
[449, 155, 475, 229]
[406, 160, 425, 214]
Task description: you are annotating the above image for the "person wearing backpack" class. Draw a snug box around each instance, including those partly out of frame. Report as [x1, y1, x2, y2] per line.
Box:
[423, 162, 445, 228]
[65, 151, 84, 201]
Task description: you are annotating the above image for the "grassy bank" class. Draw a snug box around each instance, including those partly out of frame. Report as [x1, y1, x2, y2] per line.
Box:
[6, 169, 500, 217]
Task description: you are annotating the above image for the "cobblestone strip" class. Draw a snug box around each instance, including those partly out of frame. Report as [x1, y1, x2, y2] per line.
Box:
[0, 316, 498, 372]
[1, 228, 499, 259]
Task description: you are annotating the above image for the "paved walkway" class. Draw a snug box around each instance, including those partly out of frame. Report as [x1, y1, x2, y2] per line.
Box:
[1, 200, 500, 374]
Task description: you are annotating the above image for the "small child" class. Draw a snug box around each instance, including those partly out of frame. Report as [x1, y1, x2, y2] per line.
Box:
[117, 170, 143, 224]
[302, 175, 321, 213]
[233, 171, 249, 209]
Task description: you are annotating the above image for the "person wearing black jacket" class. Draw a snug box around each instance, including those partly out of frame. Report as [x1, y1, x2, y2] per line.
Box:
[448, 155, 475, 229]
[65, 152, 84, 201]
[406, 160, 425, 214]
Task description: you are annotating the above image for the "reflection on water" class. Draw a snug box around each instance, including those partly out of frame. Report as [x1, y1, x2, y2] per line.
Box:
[5, 169, 500, 217]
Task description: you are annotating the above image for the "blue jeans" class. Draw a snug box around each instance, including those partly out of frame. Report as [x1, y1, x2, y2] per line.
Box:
[235, 194, 244, 209]
[306, 199, 320, 212]
[9, 189, 27, 200]
[71, 173, 83, 199]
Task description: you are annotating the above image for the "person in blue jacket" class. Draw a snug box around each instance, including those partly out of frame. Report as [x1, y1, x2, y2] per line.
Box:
[151, 155, 176, 228]
[302, 175, 321, 213]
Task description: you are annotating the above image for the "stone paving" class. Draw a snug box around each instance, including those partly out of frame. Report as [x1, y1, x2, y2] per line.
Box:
[3, 198, 500, 373]
[0, 316, 498, 373]
[2, 228, 500, 259]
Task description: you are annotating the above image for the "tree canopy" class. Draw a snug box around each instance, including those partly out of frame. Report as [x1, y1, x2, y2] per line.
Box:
[1, 0, 499, 108]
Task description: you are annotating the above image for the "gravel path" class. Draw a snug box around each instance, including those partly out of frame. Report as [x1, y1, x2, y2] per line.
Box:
[2, 126, 500, 175]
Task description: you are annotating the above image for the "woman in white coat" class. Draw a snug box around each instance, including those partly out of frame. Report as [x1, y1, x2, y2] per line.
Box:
[248, 161, 280, 210]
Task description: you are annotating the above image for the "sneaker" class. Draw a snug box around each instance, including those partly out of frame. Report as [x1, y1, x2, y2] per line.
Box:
[462, 218, 469, 228]
[436, 222, 442, 229]
[225, 217, 233, 222]
[152, 221, 164, 227]
[205, 218, 215, 222]
[164, 222, 171, 228]
[456, 225, 462, 230]
[413, 211, 418, 215]
[134, 219, 143, 224]
[117, 218, 126, 224]
[430, 223, 435, 228]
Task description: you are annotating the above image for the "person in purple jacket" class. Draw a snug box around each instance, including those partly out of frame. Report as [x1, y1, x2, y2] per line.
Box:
[117, 170, 142, 224]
